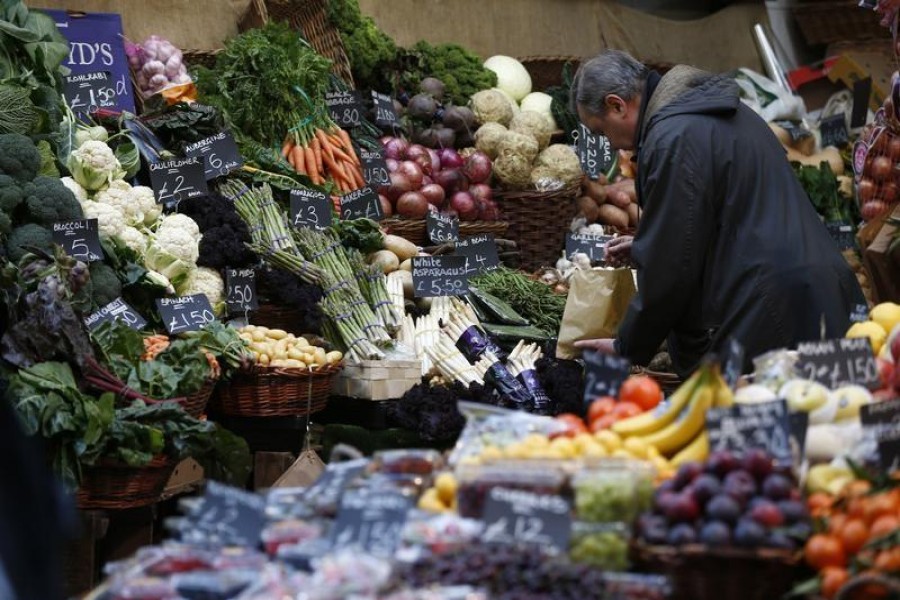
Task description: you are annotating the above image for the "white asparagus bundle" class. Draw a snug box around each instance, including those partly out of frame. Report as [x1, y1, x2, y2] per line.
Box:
[507, 342, 543, 377]
[397, 314, 416, 349]
[386, 271, 407, 318]
[444, 310, 479, 342]
[452, 297, 481, 325]
[426, 336, 483, 385]
[415, 312, 441, 375]
[429, 296, 452, 325]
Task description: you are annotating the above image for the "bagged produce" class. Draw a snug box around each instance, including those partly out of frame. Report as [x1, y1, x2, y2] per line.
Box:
[556, 268, 636, 359]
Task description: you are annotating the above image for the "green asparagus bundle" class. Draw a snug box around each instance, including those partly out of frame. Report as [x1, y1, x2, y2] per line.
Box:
[348, 249, 403, 333]
[319, 279, 387, 361]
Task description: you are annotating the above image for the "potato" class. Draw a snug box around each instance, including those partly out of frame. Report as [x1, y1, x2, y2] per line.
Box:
[576, 195, 601, 222]
[325, 350, 344, 365]
[399, 259, 412, 272]
[268, 329, 288, 340]
[313, 347, 327, 366]
[288, 348, 306, 361]
[583, 178, 607, 203]
[258, 353, 270, 366]
[383, 234, 418, 261]
[251, 330, 268, 343]
[597, 204, 630, 229]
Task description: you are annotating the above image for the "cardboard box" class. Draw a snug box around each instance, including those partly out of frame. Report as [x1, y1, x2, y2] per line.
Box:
[331, 358, 422, 401]
[862, 204, 900, 304]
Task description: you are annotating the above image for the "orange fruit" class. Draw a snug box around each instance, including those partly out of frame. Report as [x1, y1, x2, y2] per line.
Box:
[829, 513, 849, 535]
[805, 534, 847, 571]
[869, 514, 900, 540]
[873, 548, 900, 572]
[808, 492, 834, 517]
[611, 401, 643, 419]
[587, 397, 616, 426]
[844, 479, 872, 498]
[820, 566, 850, 600]
[589, 414, 618, 433]
[838, 518, 870, 555]
[618, 375, 662, 411]
[864, 493, 898, 525]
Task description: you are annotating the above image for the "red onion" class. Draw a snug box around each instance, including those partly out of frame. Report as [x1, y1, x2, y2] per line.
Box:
[420, 183, 446, 208]
[386, 158, 400, 173]
[428, 149, 442, 175]
[462, 151, 492, 184]
[435, 168, 469, 195]
[382, 137, 410, 161]
[469, 183, 493, 206]
[883, 180, 898, 204]
[862, 199, 891, 221]
[422, 175, 433, 186]
[386, 172, 414, 201]
[439, 147, 464, 170]
[397, 160, 425, 189]
[379, 194, 393, 217]
[397, 191, 429, 219]
[406, 144, 430, 163]
[478, 200, 499, 221]
[858, 178, 876, 203]
[451, 191, 478, 221]
[871, 155, 892, 181]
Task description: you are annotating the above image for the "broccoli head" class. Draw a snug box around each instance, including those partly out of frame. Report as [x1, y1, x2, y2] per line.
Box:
[6, 223, 52, 262]
[88, 262, 122, 308]
[0, 133, 42, 183]
[22, 176, 84, 226]
[0, 174, 25, 214]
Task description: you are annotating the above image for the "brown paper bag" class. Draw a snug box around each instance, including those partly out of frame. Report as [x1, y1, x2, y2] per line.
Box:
[556, 268, 636, 359]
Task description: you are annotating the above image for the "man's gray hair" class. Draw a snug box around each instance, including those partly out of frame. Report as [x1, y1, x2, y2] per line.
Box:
[570, 50, 649, 116]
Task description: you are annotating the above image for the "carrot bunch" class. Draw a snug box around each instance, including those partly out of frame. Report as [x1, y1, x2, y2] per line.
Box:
[282, 127, 365, 193]
[141, 334, 221, 378]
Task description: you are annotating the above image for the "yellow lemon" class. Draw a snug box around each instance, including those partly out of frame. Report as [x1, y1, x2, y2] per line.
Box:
[418, 488, 446, 513]
[522, 433, 550, 449]
[612, 449, 633, 460]
[594, 429, 623, 452]
[846, 321, 887, 355]
[434, 472, 458, 505]
[549, 437, 577, 459]
[624, 437, 651, 459]
[581, 442, 608, 458]
[480, 445, 503, 462]
[573, 433, 596, 452]
[870, 302, 900, 336]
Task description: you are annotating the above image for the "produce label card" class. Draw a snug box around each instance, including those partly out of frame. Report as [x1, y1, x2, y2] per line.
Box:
[820, 115, 849, 149]
[290, 189, 332, 230]
[719, 337, 745, 390]
[481, 487, 572, 552]
[303, 458, 369, 514]
[706, 400, 792, 463]
[156, 294, 215, 335]
[84, 298, 147, 331]
[566, 233, 612, 263]
[330, 488, 411, 558]
[582, 350, 631, 406]
[454, 234, 500, 274]
[184, 131, 244, 180]
[180, 481, 267, 548]
[412, 255, 469, 297]
[53, 219, 103, 262]
[795, 337, 880, 390]
[860, 397, 900, 427]
[149, 157, 208, 205]
[825, 221, 857, 251]
[359, 147, 390, 187]
[225, 268, 258, 314]
[326, 91, 362, 128]
[371, 91, 399, 128]
[427, 211, 460, 244]
[861, 399, 900, 470]
[340, 186, 383, 221]
[574, 124, 615, 180]
[44, 10, 135, 113]
[62, 70, 117, 117]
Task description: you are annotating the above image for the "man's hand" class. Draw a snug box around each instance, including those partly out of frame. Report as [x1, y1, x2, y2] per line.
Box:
[574, 338, 617, 354]
[605, 235, 634, 268]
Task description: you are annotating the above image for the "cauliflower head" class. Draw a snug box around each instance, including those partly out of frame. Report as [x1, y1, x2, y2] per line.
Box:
[115, 226, 148, 254]
[60, 177, 88, 203]
[184, 267, 226, 315]
[81, 200, 126, 240]
[156, 213, 201, 243]
[130, 186, 162, 226]
[151, 226, 199, 264]
[67, 140, 126, 192]
[96, 180, 148, 227]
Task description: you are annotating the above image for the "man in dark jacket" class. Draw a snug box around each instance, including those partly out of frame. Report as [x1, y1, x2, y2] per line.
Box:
[571, 50, 865, 376]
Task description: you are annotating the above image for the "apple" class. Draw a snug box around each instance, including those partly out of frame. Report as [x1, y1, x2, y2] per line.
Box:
[830, 385, 874, 421]
[877, 358, 895, 390]
[805, 464, 853, 495]
[780, 379, 836, 424]
[888, 323, 900, 362]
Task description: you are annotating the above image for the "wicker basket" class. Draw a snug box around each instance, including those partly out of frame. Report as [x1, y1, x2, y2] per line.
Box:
[493, 184, 580, 272]
[793, 1, 888, 46]
[633, 543, 802, 600]
[164, 379, 218, 419]
[265, 0, 354, 85]
[381, 218, 509, 247]
[213, 363, 340, 417]
[249, 303, 318, 337]
[76, 455, 175, 510]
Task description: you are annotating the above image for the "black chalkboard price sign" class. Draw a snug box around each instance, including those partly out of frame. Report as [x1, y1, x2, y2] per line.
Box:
[412, 255, 469, 298]
[84, 298, 147, 331]
[582, 350, 631, 407]
[149, 157, 208, 205]
[359, 147, 390, 187]
[52, 219, 103, 262]
[63, 70, 117, 116]
[481, 487, 572, 552]
[290, 189, 332, 230]
[573, 124, 615, 180]
[861, 399, 900, 470]
[566, 233, 612, 263]
[180, 481, 267, 548]
[371, 91, 399, 128]
[706, 400, 792, 463]
[340, 186, 383, 221]
[326, 91, 362, 128]
[795, 337, 880, 391]
[303, 458, 370, 516]
[454, 234, 500, 274]
[225, 268, 258, 314]
[184, 131, 244, 180]
[819, 114, 849, 149]
[156, 295, 215, 335]
[427, 211, 460, 244]
[329, 488, 412, 558]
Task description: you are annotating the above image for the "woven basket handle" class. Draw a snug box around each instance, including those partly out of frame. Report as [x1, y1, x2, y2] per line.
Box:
[329, 444, 364, 462]
[837, 573, 900, 600]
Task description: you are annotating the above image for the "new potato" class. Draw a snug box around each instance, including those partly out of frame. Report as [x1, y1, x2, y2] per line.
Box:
[238, 325, 342, 369]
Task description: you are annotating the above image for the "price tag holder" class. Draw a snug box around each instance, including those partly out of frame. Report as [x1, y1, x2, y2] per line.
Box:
[184, 131, 244, 180]
[225, 268, 258, 314]
[796, 337, 880, 391]
[290, 189, 333, 230]
[329, 488, 412, 558]
[427, 211, 460, 244]
[566, 233, 612, 263]
[861, 399, 900, 470]
[359, 147, 390, 187]
[573, 124, 615, 180]
[706, 400, 793, 464]
[341, 186, 383, 221]
[149, 157, 209, 205]
[303, 459, 369, 514]
[720, 337, 745, 389]
[326, 91, 362, 128]
[84, 298, 147, 331]
[820, 115, 849, 149]
[825, 221, 857, 251]
[181, 481, 266, 548]
[454, 234, 501, 274]
[63, 70, 117, 116]
[412, 255, 469, 298]
[789, 411, 810, 461]
[53, 219, 103, 262]
[582, 350, 631, 407]
[481, 487, 572, 553]
[156, 294, 216, 335]
[371, 91, 400, 129]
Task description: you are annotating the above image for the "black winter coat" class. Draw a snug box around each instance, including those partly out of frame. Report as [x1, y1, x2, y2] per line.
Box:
[615, 66, 866, 376]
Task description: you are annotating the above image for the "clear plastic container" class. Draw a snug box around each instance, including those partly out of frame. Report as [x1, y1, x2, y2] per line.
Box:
[108, 576, 176, 600]
[601, 572, 673, 600]
[210, 547, 268, 571]
[455, 461, 568, 519]
[572, 464, 638, 523]
[172, 570, 257, 600]
[373, 449, 443, 476]
[569, 521, 631, 571]
[260, 519, 323, 556]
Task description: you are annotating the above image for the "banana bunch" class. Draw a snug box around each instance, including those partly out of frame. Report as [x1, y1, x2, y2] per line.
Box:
[611, 361, 733, 467]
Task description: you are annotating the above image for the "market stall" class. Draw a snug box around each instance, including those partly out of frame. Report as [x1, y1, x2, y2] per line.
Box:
[0, 0, 898, 598]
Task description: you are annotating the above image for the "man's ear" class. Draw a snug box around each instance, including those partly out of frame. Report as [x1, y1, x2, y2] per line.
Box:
[605, 94, 627, 115]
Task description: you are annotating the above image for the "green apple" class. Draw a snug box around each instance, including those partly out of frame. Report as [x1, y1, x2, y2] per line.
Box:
[831, 385, 873, 422]
[780, 379, 835, 423]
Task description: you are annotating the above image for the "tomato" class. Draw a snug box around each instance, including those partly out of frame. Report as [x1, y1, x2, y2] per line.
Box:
[808, 492, 835, 517]
[837, 518, 869, 556]
[611, 401, 643, 419]
[618, 375, 662, 411]
[869, 514, 900, 540]
[554, 413, 588, 438]
[805, 534, 847, 570]
[587, 397, 616, 425]
[820, 566, 850, 600]
[590, 414, 619, 433]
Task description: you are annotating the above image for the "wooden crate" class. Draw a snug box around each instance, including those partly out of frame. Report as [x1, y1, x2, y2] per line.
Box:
[331, 359, 422, 400]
